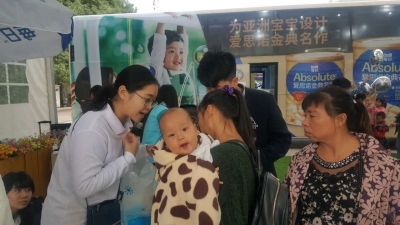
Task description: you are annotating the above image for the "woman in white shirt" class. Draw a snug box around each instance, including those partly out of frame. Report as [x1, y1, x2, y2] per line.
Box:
[41, 65, 159, 225]
[0, 175, 15, 225]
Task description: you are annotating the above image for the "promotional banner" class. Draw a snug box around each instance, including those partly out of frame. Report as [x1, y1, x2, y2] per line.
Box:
[199, 7, 351, 57]
[70, 4, 400, 137]
[285, 52, 344, 126]
[353, 37, 400, 123]
[71, 13, 207, 120]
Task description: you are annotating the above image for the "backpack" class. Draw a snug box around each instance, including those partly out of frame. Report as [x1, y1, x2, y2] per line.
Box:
[228, 140, 290, 225]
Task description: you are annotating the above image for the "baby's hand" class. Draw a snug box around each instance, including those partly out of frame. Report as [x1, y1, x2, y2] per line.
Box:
[146, 145, 157, 156]
[182, 14, 193, 20]
[165, 12, 178, 18]
[215, 167, 223, 184]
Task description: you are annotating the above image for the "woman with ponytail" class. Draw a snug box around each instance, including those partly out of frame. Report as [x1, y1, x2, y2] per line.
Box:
[284, 85, 400, 225]
[197, 86, 257, 225]
[42, 65, 159, 225]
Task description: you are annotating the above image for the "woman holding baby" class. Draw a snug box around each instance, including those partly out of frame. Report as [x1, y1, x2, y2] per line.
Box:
[197, 86, 258, 225]
[149, 85, 257, 225]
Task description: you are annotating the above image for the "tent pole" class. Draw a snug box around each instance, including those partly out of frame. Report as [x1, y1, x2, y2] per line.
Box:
[45, 57, 58, 124]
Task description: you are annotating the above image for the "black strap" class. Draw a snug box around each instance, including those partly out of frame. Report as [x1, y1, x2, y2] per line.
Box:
[70, 113, 83, 137]
[226, 140, 261, 178]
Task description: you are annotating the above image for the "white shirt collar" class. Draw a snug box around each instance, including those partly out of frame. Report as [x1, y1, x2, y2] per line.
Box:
[102, 104, 133, 136]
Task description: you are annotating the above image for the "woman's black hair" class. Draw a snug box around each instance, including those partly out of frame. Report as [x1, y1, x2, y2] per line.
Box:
[90, 65, 159, 111]
[353, 93, 366, 101]
[376, 97, 387, 108]
[3, 171, 35, 194]
[156, 85, 178, 108]
[3, 171, 35, 225]
[75, 67, 115, 114]
[302, 85, 373, 135]
[198, 88, 257, 160]
[89, 85, 102, 96]
[331, 77, 352, 90]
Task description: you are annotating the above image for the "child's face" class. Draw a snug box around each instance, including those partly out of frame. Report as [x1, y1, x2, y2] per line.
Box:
[376, 116, 384, 123]
[164, 41, 184, 71]
[375, 100, 382, 107]
[160, 110, 198, 155]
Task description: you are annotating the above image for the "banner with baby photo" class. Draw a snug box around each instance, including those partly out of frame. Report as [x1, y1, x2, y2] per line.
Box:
[70, 13, 208, 121]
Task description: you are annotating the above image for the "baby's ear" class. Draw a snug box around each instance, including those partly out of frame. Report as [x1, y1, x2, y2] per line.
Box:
[197, 134, 202, 145]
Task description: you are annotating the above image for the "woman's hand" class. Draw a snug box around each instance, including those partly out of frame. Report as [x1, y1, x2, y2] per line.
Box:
[122, 132, 139, 155]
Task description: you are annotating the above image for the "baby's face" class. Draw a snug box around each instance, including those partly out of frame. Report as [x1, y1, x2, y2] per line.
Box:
[160, 110, 198, 155]
[164, 41, 184, 71]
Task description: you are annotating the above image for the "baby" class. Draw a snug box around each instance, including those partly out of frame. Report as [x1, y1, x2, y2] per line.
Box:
[150, 108, 221, 225]
[148, 13, 197, 105]
[159, 108, 219, 161]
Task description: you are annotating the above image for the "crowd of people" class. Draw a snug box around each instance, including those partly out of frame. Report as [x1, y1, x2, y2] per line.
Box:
[0, 49, 399, 225]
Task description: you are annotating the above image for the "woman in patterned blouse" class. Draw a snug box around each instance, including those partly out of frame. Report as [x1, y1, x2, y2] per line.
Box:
[284, 85, 400, 225]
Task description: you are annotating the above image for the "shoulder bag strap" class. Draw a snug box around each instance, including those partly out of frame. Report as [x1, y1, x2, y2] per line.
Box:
[226, 140, 261, 178]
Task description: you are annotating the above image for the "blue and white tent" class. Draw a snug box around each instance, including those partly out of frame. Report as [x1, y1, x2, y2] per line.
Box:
[0, 0, 73, 62]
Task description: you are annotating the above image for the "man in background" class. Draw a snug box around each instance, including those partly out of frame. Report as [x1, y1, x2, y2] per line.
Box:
[197, 50, 291, 176]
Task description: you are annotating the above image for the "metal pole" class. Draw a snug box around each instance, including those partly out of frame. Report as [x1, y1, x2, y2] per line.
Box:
[45, 57, 58, 124]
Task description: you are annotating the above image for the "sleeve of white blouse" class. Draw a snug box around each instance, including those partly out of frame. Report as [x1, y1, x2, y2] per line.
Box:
[0, 176, 13, 225]
[70, 130, 136, 199]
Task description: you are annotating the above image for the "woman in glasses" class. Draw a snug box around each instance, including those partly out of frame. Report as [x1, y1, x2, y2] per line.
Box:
[42, 65, 159, 225]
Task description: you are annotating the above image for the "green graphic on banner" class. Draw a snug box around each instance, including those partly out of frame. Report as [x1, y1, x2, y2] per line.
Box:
[70, 13, 207, 121]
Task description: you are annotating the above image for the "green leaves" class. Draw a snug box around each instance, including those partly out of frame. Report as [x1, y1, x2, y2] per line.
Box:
[53, 0, 137, 85]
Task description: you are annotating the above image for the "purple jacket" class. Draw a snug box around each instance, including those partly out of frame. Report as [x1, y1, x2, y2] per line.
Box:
[283, 132, 400, 224]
